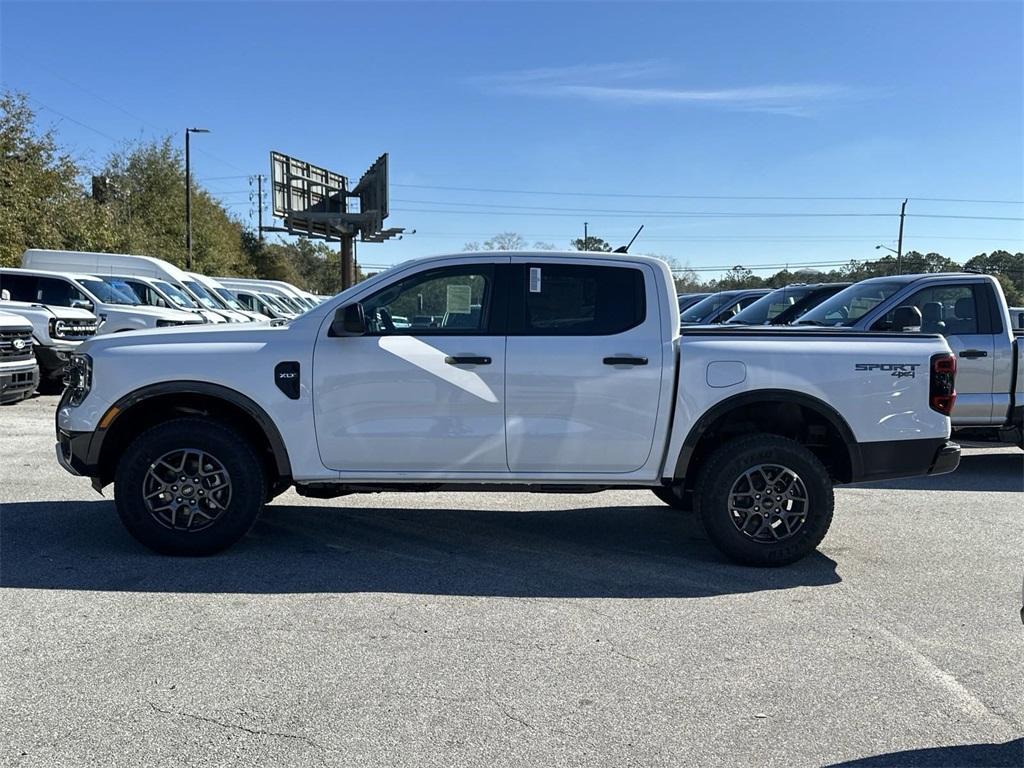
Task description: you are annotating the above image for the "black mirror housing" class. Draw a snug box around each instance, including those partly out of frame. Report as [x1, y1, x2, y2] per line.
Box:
[329, 303, 367, 337]
[893, 305, 922, 332]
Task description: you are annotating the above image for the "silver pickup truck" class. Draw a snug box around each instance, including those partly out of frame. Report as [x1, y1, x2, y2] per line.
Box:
[797, 272, 1024, 448]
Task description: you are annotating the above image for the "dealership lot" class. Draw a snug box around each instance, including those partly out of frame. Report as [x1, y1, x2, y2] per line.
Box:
[1, 395, 1022, 767]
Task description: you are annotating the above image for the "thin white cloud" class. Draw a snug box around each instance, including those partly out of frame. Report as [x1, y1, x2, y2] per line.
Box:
[473, 62, 862, 117]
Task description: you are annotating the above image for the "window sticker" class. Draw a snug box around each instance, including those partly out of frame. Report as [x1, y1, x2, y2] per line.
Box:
[446, 284, 472, 314]
[529, 267, 542, 293]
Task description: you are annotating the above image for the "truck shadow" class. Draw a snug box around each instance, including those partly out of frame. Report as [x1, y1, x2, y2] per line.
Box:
[0, 500, 840, 597]
[826, 737, 1023, 767]
[854, 451, 1023, 493]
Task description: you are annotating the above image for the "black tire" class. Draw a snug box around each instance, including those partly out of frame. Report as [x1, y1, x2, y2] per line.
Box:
[114, 417, 266, 555]
[694, 434, 834, 567]
[37, 375, 64, 395]
[652, 484, 692, 511]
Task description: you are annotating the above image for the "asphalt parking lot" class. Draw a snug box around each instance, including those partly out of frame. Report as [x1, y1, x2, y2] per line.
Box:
[1, 395, 1022, 767]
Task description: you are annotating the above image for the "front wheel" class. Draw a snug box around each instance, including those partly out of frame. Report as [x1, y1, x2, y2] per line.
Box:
[114, 418, 266, 555]
[694, 434, 834, 566]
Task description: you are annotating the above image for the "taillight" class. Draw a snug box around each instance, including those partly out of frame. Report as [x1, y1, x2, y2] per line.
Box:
[929, 353, 956, 415]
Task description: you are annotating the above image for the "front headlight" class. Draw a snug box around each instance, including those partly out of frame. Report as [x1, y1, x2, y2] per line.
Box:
[49, 318, 67, 339]
[156, 319, 184, 328]
[63, 353, 92, 406]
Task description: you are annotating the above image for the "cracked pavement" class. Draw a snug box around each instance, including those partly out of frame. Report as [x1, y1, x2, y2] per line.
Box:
[1, 396, 1022, 766]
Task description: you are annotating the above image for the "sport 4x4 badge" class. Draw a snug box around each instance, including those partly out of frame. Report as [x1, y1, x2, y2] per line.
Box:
[855, 363, 920, 379]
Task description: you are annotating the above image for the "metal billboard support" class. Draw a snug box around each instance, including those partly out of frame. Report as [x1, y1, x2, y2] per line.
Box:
[268, 151, 405, 289]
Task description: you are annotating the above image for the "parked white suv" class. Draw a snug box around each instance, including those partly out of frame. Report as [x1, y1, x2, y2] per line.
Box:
[20, 249, 248, 324]
[0, 268, 204, 334]
[57, 251, 961, 565]
[0, 294, 100, 393]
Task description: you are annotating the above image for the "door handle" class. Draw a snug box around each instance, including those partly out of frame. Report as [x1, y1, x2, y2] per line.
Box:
[445, 355, 491, 366]
[603, 356, 648, 366]
[959, 349, 988, 359]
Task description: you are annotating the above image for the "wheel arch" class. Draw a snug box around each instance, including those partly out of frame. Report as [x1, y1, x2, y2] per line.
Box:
[672, 389, 861, 486]
[89, 381, 292, 493]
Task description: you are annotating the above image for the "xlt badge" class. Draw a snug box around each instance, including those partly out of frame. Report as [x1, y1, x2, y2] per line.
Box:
[274, 361, 301, 399]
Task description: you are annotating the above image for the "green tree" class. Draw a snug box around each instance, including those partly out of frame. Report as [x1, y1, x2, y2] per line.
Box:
[0, 91, 115, 265]
[964, 250, 1024, 303]
[570, 235, 612, 252]
[716, 265, 764, 290]
[95, 138, 248, 275]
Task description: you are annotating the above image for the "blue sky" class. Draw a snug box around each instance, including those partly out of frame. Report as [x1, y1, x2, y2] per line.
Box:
[2, 1, 1022, 275]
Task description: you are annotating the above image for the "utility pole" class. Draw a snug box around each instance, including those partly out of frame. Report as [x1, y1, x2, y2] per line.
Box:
[184, 127, 210, 270]
[583, 221, 589, 251]
[341, 233, 354, 290]
[255, 174, 265, 242]
[896, 199, 907, 275]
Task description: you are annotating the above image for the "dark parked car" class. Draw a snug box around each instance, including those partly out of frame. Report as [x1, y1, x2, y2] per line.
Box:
[725, 283, 852, 326]
[679, 288, 771, 325]
[677, 292, 710, 313]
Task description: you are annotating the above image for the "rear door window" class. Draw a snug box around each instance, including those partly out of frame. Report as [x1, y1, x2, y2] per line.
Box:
[514, 264, 645, 335]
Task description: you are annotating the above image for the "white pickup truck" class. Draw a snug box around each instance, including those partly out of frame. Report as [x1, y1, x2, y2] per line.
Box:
[0, 310, 38, 404]
[56, 252, 961, 565]
[796, 272, 1023, 448]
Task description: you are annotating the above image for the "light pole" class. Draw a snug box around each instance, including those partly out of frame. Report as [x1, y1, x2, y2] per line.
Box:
[184, 127, 210, 270]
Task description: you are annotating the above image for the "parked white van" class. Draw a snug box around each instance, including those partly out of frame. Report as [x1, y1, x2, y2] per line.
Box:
[186, 273, 269, 322]
[20, 249, 250, 324]
[225, 285, 296, 319]
[217, 277, 318, 311]
[0, 267, 203, 334]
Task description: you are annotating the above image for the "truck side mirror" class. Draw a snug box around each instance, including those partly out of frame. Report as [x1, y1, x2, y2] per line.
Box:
[329, 303, 367, 337]
[70, 299, 95, 313]
[893, 305, 922, 332]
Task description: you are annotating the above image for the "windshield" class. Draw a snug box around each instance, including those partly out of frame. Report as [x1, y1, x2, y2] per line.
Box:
[80, 278, 139, 305]
[680, 292, 742, 323]
[101, 278, 145, 304]
[212, 287, 245, 310]
[182, 280, 221, 310]
[152, 280, 198, 308]
[797, 281, 907, 326]
[281, 295, 307, 312]
[260, 294, 289, 313]
[727, 286, 815, 325]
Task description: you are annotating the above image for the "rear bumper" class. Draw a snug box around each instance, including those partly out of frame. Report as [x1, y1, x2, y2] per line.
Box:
[852, 437, 960, 483]
[928, 440, 961, 476]
[0, 363, 39, 404]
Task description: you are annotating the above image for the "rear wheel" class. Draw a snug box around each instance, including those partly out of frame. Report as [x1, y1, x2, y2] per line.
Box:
[694, 434, 834, 566]
[114, 418, 266, 555]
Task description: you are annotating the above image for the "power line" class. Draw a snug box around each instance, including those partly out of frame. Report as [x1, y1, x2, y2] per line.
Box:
[29, 98, 121, 144]
[23, 64, 250, 175]
[391, 198, 1024, 221]
[394, 207, 896, 220]
[392, 183, 1024, 206]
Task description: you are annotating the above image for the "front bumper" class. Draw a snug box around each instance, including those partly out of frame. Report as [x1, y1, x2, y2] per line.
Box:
[56, 428, 96, 478]
[35, 344, 76, 380]
[0, 362, 39, 404]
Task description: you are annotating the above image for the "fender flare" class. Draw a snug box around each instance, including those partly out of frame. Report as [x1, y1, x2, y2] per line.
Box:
[90, 380, 292, 479]
[672, 389, 861, 481]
